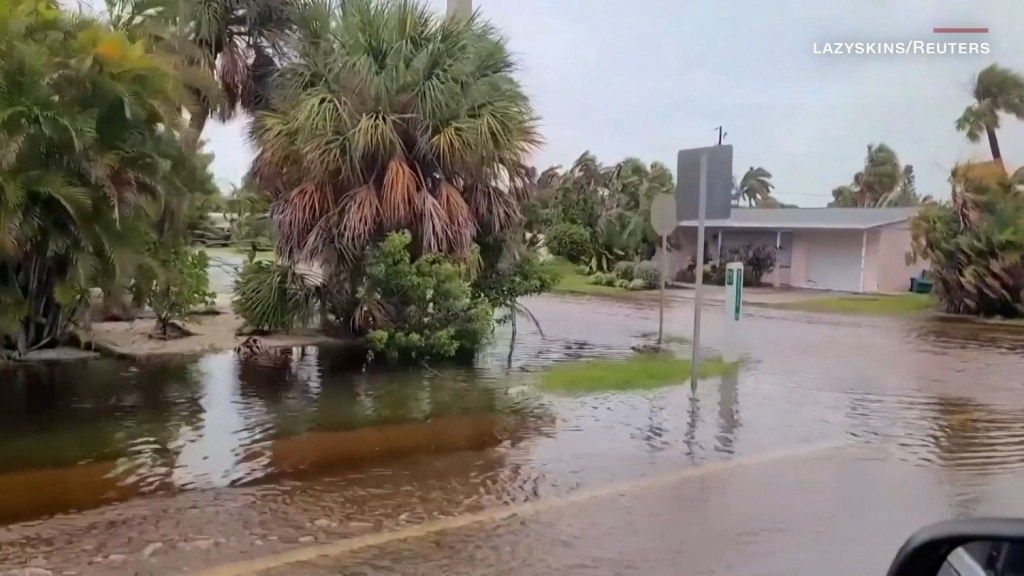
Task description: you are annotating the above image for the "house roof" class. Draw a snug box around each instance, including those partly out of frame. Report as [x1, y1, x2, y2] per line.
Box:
[678, 207, 920, 230]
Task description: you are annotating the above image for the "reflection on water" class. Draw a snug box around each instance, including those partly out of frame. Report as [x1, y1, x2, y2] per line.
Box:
[3, 295, 1024, 574]
[0, 347, 553, 524]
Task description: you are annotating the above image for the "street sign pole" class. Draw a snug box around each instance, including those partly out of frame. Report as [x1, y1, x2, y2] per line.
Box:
[690, 152, 708, 389]
[722, 262, 743, 363]
[649, 192, 677, 349]
[658, 232, 667, 344]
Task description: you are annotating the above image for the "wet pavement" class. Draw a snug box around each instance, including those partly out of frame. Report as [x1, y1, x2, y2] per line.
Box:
[2, 294, 1024, 575]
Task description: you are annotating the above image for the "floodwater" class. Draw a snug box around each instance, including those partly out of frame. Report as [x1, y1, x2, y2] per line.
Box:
[2, 294, 1024, 575]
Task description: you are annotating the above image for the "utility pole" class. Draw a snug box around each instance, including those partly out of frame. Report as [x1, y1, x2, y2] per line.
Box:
[715, 126, 726, 146]
[447, 0, 471, 19]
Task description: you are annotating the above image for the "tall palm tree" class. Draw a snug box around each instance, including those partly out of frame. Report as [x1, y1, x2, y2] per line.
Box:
[878, 165, 934, 207]
[738, 166, 774, 207]
[249, 0, 540, 322]
[853, 143, 901, 207]
[956, 64, 1024, 162]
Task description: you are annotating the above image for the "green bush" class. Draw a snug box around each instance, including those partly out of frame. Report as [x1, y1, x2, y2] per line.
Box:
[614, 278, 631, 289]
[628, 279, 648, 291]
[545, 223, 591, 263]
[232, 260, 319, 333]
[148, 248, 216, 336]
[632, 261, 661, 289]
[587, 273, 616, 286]
[362, 231, 494, 364]
[613, 261, 635, 280]
[910, 170, 1024, 317]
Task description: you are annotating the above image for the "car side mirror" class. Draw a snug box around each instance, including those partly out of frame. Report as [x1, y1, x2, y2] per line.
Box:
[888, 519, 1024, 576]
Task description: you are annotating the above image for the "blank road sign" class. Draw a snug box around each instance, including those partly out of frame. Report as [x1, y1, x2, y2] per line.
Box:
[650, 193, 677, 236]
[676, 145, 734, 222]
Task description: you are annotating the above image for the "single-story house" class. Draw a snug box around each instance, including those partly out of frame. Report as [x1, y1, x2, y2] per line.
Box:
[671, 207, 927, 293]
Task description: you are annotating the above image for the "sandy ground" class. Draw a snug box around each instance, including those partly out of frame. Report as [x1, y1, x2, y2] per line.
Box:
[83, 296, 343, 359]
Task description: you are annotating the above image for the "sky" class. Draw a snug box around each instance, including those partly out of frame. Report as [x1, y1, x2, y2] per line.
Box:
[202, 0, 1024, 206]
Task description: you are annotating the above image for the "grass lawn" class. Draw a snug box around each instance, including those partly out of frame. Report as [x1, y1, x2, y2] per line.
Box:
[544, 258, 630, 296]
[538, 353, 738, 394]
[773, 293, 934, 315]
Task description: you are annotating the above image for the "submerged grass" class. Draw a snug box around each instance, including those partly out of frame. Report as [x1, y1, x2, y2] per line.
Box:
[773, 293, 934, 316]
[635, 331, 691, 345]
[538, 353, 737, 394]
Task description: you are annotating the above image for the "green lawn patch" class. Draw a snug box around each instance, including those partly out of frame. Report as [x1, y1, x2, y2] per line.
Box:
[538, 353, 737, 394]
[544, 258, 629, 296]
[774, 293, 934, 316]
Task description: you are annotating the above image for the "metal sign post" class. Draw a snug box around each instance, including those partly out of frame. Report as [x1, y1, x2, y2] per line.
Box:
[690, 153, 708, 388]
[722, 262, 743, 363]
[650, 193, 678, 346]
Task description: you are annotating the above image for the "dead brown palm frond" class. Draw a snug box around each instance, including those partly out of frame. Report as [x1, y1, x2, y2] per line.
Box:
[380, 159, 419, 229]
[436, 181, 475, 254]
[505, 161, 535, 204]
[420, 191, 454, 254]
[218, 39, 252, 121]
[339, 184, 380, 244]
[350, 297, 390, 334]
[465, 182, 518, 234]
[275, 181, 333, 259]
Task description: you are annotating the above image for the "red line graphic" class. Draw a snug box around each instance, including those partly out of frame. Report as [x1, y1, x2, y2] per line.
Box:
[933, 27, 989, 34]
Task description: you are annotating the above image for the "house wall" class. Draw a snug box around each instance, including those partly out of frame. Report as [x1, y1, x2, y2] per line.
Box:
[862, 230, 881, 293]
[670, 227, 792, 285]
[789, 229, 866, 291]
[674, 218, 926, 293]
[872, 221, 929, 293]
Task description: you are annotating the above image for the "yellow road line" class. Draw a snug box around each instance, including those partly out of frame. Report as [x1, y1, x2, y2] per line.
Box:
[197, 440, 851, 576]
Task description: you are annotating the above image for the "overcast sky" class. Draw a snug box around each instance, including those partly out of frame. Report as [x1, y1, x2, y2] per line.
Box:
[202, 0, 1024, 206]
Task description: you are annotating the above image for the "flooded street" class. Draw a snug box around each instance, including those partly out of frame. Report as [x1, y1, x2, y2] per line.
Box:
[2, 294, 1024, 575]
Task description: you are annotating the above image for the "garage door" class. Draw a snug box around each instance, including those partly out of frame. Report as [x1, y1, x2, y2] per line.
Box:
[805, 232, 863, 292]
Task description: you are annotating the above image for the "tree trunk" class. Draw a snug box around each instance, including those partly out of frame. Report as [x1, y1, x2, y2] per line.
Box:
[186, 105, 209, 152]
[986, 126, 1002, 161]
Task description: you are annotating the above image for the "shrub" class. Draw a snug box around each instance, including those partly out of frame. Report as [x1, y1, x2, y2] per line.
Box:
[723, 245, 776, 285]
[587, 273, 616, 286]
[628, 279, 648, 290]
[613, 261, 635, 280]
[910, 170, 1024, 317]
[545, 223, 591, 263]
[232, 260, 320, 333]
[614, 279, 631, 289]
[674, 268, 696, 283]
[632, 261, 661, 289]
[362, 231, 494, 364]
[148, 248, 216, 337]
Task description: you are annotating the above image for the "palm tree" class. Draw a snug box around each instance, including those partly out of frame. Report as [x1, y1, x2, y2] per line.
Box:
[956, 64, 1024, 163]
[738, 167, 774, 207]
[248, 0, 540, 322]
[104, 0, 297, 148]
[878, 165, 934, 207]
[855, 143, 901, 207]
[830, 144, 916, 207]
[1, 0, 194, 354]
